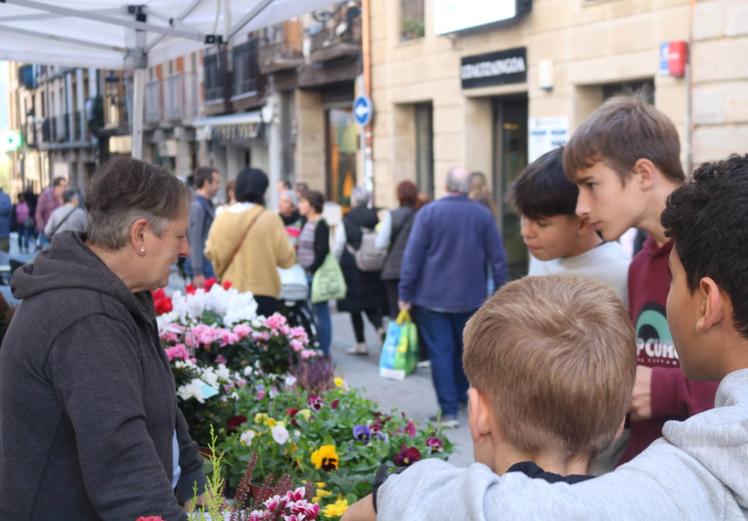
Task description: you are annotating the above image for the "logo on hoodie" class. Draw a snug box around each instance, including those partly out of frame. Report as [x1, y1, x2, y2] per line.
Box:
[635, 303, 679, 367]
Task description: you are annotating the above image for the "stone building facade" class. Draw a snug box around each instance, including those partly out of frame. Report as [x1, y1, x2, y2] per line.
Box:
[368, 0, 747, 276]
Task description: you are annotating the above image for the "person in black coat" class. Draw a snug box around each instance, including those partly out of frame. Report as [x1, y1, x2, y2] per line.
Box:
[333, 188, 386, 355]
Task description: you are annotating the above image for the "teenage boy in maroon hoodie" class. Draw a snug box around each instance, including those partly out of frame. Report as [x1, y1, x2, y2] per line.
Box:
[562, 95, 718, 464]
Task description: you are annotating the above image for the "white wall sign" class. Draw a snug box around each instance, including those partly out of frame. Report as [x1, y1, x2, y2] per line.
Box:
[528, 117, 568, 163]
[434, 0, 527, 35]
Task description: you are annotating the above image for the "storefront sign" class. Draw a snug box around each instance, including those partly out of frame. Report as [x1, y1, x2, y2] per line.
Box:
[434, 0, 531, 35]
[461, 48, 527, 89]
[528, 116, 568, 162]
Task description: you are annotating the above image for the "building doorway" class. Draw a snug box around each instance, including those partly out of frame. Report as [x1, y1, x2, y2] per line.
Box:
[492, 96, 528, 280]
[325, 106, 357, 209]
[414, 102, 434, 198]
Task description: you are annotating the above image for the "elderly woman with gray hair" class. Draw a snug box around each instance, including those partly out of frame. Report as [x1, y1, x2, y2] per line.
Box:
[0, 157, 206, 520]
[333, 187, 387, 355]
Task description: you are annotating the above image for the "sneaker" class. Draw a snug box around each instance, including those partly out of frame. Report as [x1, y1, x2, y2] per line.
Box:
[345, 342, 369, 356]
[429, 414, 459, 429]
[416, 360, 431, 369]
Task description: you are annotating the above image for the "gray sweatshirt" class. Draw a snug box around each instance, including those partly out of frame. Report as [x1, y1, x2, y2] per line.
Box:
[0, 232, 206, 520]
[378, 368, 748, 520]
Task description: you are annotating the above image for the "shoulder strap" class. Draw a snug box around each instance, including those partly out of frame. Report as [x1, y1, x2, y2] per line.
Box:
[217, 207, 264, 280]
[49, 207, 77, 238]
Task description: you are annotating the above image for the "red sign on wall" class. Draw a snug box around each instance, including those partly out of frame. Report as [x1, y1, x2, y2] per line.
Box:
[667, 41, 688, 78]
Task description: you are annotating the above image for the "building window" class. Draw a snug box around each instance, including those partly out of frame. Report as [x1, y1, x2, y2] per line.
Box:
[232, 38, 260, 98]
[204, 53, 223, 102]
[602, 79, 655, 104]
[414, 102, 433, 197]
[400, 0, 425, 41]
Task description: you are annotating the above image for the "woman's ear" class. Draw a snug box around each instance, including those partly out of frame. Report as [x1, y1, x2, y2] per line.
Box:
[129, 218, 149, 256]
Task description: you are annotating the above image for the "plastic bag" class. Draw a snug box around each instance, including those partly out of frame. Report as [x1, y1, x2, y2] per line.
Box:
[311, 253, 347, 303]
[379, 310, 418, 380]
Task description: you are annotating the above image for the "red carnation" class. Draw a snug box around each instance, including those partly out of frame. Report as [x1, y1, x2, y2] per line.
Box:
[204, 277, 217, 291]
[222, 280, 232, 290]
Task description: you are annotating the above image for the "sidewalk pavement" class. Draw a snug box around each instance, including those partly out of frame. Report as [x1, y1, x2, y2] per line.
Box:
[328, 310, 474, 468]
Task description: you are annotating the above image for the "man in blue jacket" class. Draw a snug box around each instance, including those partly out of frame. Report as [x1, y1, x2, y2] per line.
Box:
[399, 166, 507, 427]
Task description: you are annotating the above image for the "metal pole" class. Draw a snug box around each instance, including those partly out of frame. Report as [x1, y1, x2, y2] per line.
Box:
[131, 30, 146, 160]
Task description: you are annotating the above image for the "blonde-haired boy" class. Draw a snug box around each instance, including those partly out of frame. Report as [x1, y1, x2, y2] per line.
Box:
[464, 275, 635, 478]
[344, 275, 636, 519]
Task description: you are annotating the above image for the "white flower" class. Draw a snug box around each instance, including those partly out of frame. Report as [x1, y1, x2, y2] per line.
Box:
[177, 379, 205, 403]
[230, 392, 240, 400]
[240, 429, 256, 447]
[243, 366, 254, 377]
[284, 375, 297, 388]
[201, 368, 219, 387]
[271, 424, 289, 445]
[215, 364, 231, 382]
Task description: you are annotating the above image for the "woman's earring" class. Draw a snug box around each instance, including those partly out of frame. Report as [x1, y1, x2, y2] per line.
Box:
[140, 248, 145, 255]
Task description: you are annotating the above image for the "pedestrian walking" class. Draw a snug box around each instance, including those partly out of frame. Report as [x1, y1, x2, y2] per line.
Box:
[44, 189, 87, 240]
[376, 180, 418, 319]
[0, 157, 206, 520]
[334, 187, 386, 355]
[468, 171, 496, 216]
[186, 166, 221, 288]
[35, 176, 67, 249]
[297, 190, 333, 356]
[13, 193, 33, 253]
[205, 167, 296, 318]
[399, 166, 508, 427]
[0, 186, 12, 253]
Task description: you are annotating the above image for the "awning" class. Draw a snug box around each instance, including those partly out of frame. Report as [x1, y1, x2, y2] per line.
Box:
[0, 0, 347, 70]
[0, 0, 347, 157]
[193, 111, 263, 142]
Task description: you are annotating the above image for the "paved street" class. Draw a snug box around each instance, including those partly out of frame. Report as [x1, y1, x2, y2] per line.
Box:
[328, 310, 473, 467]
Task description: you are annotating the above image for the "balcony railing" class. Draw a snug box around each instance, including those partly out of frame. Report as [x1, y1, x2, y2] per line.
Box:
[258, 21, 304, 73]
[145, 80, 163, 125]
[308, 2, 362, 61]
[165, 73, 198, 122]
[54, 114, 68, 142]
[232, 38, 261, 99]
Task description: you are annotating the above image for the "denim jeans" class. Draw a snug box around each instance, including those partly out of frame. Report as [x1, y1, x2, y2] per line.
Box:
[413, 307, 475, 416]
[183, 254, 216, 279]
[312, 301, 332, 357]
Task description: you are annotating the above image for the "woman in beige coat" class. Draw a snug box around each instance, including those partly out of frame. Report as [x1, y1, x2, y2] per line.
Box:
[205, 167, 295, 317]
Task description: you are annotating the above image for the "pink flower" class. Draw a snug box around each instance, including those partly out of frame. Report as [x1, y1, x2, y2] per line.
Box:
[218, 329, 240, 346]
[162, 331, 179, 343]
[193, 324, 219, 345]
[290, 327, 309, 344]
[232, 323, 252, 339]
[290, 339, 305, 352]
[264, 313, 288, 332]
[253, 331, 271, 343]
[216, 354, 228, 365]
[405, 419, 417, 438]
[165, 344, 190, 362]
[285, 487, 306, 502]
[300, 349, 318, 359]
[426, 436, 444, 452]
[256, 388, 267, 401]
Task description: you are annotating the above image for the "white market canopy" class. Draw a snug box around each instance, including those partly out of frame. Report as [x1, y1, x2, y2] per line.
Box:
[0, 0, 346, 157]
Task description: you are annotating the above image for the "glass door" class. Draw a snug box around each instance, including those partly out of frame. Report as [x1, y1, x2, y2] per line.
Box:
[493, 97, 528, 280]
[325, 107, 358, 209]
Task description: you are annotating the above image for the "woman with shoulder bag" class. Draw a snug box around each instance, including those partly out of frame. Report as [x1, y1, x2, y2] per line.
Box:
[333, 188, 387, 356]
[205, 168, 295, 318]
[297, 190, 333, 357]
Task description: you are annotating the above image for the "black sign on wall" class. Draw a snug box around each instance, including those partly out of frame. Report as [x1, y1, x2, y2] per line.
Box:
[461, 47, 527, 89]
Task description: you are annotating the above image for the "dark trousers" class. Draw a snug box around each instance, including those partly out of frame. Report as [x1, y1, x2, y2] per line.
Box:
[350, 308, 382, 344]
[413, 306, 474, 416]
[255, 296, 283, 318]
[384, 280, 399, 319]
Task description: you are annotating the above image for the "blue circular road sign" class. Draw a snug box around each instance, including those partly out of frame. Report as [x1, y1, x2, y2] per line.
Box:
[353, 95, 373, 126]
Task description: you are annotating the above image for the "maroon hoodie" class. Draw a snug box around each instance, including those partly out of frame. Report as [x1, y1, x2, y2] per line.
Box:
[620, 236, 719, 464]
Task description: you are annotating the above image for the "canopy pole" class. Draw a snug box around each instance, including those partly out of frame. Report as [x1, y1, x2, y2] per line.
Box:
[131, 29, 146, 160]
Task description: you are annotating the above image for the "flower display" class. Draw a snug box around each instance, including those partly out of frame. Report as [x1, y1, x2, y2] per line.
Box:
[352, 425, 371, 444]
[321, 498, 349, 519]
[271, 423, 290, 445]
[393, 444, 422, 466]
[310, 445, 339, 471]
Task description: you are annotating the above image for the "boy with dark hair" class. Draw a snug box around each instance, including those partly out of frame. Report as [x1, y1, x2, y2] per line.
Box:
[346, 154, 748, 520]
[508, 147, 629, 303]
[563, 94, 717, 464]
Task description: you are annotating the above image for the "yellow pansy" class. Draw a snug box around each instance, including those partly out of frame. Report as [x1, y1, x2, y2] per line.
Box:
[264, 417, 277, 427]
[310, 444, 339, 471]
[334, 377, 345, 388]
[312, 487, 332, 503]
[322, 498, 349, 518]
[254, 412, 268, 424]
[297, 409, 312, 421]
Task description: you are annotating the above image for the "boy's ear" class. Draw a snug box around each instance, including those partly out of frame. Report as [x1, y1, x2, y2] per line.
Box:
[632, 158, 659, 191]
[575, 214, 595, 235]
[468, 388, 494, 443]
[696, 276, 726, 333]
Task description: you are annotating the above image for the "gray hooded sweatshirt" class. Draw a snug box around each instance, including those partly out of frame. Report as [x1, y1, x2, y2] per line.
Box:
[0, 232, 206, 520]
[378, 368, 748, 520]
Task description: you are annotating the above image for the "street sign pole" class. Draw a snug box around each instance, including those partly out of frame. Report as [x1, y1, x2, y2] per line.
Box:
[353, 95, 374, 205]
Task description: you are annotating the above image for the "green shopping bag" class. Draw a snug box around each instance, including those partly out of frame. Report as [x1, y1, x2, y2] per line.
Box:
[379, 310, 419, 380]
[311, 253, 347, 303]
